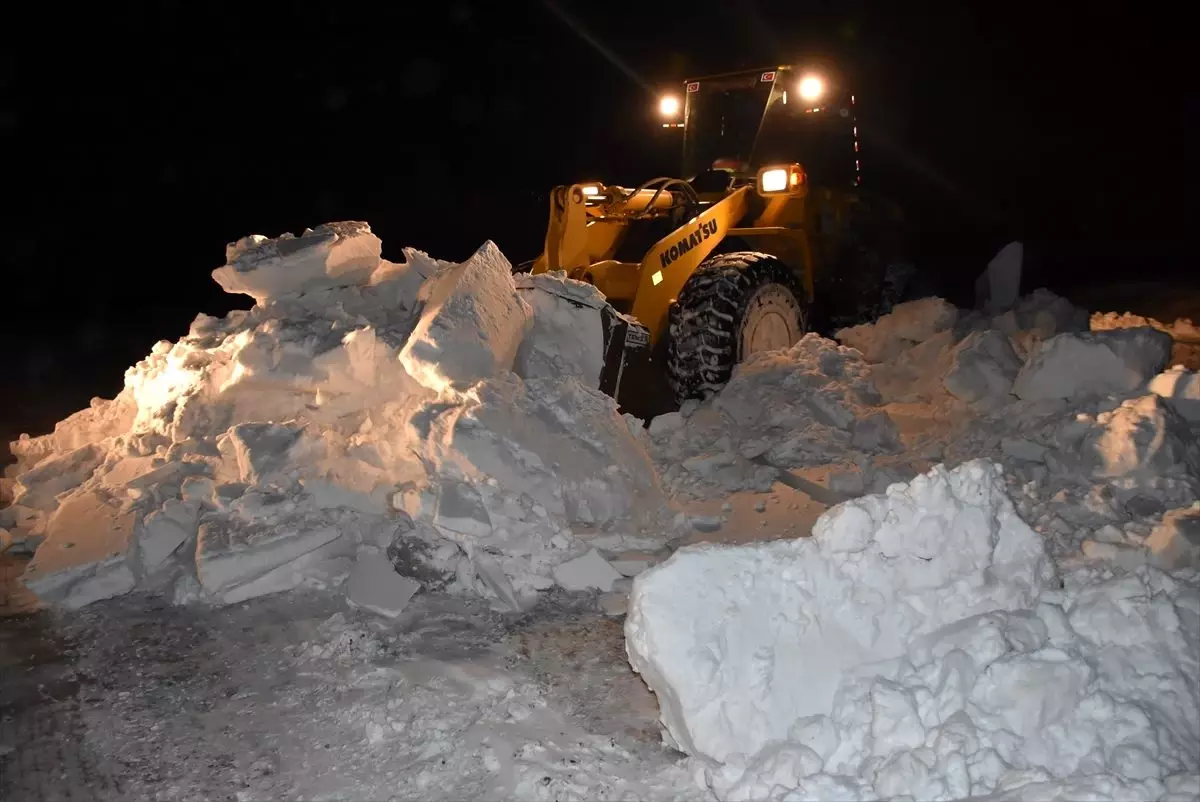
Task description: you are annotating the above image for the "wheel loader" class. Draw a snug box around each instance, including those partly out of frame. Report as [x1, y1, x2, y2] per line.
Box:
[523, 63, 905, 409]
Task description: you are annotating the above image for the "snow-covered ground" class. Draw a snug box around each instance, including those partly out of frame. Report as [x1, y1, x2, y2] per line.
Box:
[2, 224, 1198, 801]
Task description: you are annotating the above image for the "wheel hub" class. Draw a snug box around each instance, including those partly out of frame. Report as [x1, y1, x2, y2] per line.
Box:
[739, 284, 802, 360]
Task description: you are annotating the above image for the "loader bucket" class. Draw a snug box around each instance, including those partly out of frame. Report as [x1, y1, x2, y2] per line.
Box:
[514, 277, 652, 409]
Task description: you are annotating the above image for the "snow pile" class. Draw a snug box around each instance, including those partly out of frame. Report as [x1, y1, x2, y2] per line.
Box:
[835, 297, 959, 364]
[932, 392, 1200, 570]
[627, 461, 1200, 801]
[6, 223, 665, 610]
[645, 335, 895, 498]
[992, 287, 1090, 355]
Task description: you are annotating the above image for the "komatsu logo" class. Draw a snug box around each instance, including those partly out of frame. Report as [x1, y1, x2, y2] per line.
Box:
[659, 219, 719, 269]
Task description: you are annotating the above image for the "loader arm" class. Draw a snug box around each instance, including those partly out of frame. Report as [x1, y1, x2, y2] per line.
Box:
[531, 183, 682, 275]
[631, 185, 752, 344]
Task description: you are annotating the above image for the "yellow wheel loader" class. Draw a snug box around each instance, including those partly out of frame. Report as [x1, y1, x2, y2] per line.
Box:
[524, 63, 904, 408]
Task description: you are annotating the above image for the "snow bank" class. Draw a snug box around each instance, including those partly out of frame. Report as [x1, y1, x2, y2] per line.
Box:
[8, 224, 666, 610]
[627, 462, 1199, 801]
[626, 460, 1055, 763]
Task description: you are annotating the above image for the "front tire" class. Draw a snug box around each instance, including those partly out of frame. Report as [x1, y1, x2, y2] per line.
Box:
[666, 252, 807, 403]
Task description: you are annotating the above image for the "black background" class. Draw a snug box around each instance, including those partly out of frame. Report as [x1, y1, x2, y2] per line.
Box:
[1, 0, 1191, 452]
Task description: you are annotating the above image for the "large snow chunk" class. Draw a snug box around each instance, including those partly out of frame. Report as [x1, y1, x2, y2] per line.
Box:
[22, 490, 137, 608]
[1013, 328, 1173, 401]
[213, 221, 383, 303]
[1145, 506, 1200, 570]
[346, 550, 420, 617]
[552, 548, 622, 591]
[514, 272, 607, 388]
[701, 567, 1199, 801]
[834, 297, 959, 363]
[974, 241, 1023, 312]
[625, 459, 1054, 764]
[11, 444, 105, 511]
[1150, 366, 1200, 422]
[223, 422, 303, 484]
[138, 499, 200, 573]
[399, 240, 532, 393]
[943, 329, 1022, 404]
[195, 507, 342, 597]
[1000, 287, 1090, 338]
[1081, 395, 1200, 482]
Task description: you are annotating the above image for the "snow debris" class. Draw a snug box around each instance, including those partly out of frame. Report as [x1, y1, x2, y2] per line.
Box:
[645, 335, 888, 499]
[1013, 329, 1173, 401]
[346, 549, 421, 617]
[628, 462, 1199, 801]
[6, 224, 667, 610]
[551, 548, 623, 592]
[1077, 395, 1200, 485]
[835, 297, 959, 364]
[943, 329, 1023, 405]
[1091, 310, 1200, 343]
[23, 490, 138, 609]
[994, 287, 1090, 341]
[1145, 505, 1200, 570]
[1150, 366, 1200, 422]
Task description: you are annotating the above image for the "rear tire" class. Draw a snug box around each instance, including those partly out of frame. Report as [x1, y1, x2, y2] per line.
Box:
[666, 252, 807, 403]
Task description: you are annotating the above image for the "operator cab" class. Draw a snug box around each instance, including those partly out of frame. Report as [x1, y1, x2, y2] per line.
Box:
[658, 65, 861, 191]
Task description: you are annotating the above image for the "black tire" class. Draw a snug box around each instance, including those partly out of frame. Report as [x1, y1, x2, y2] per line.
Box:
[666, 252, 808, 403]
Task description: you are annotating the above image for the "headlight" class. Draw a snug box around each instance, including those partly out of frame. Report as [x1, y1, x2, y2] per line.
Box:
[659, 95, 681, 117]
[759, 168, 789, 193]
[798, 74, 824, 103]
[757, 163, 807, 196]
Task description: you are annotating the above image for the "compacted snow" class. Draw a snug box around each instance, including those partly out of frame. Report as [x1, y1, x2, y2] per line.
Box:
[3, 228, 1198, 802]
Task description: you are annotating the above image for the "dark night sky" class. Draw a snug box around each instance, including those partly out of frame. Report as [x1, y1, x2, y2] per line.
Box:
[0, 0, 1191, 450]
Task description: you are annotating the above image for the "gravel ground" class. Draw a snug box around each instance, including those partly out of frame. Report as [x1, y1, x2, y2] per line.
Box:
[0, 584, 688, 802]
